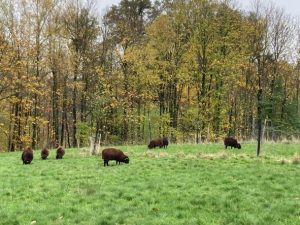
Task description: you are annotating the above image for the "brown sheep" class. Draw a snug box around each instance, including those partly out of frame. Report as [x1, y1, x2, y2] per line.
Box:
[21, 147, 33, 165]
[56, 146, 65, 159]
[41, 148, 49, 160]
[224, 137, 241, 149]
[102, 148, 129, 167]
[148, 138, 163, 149]
[148, 137, 169, 149]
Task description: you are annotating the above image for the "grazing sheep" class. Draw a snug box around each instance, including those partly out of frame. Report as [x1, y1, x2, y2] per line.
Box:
[148, 137, 169, 149]
[21, 147, 33, 164]
[224, 137, 241, 149]
[41, 148, 49, 160]
[56, 146, 65, 159]
[102, 148, 129, 167]
[162, 137, 169, 149]
[148, 138, 163, 149]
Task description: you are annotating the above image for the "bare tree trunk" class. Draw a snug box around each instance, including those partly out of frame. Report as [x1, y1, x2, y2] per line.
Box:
[257, 89, 263, 156]
[72, 70, 78, 147]
[80, 75, 88, 147]
[60, 77, 67, 147]
[32, 95, 38, 149]
[137, 100, 141, 143]
[148, 107, 152, 141]
[93, 121, 101, 155]
[122, 61, 129, 142]
[52, 70, 59, 146]
[8, 104, 14, 151]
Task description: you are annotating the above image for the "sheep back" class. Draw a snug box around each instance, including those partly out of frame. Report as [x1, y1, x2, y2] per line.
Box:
[21, 147, 33, 164]
[41, 148, 49, 160]
[56, 146, 65, 159]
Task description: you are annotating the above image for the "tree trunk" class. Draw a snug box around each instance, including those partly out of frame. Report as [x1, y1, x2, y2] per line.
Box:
[122, 62, 129, 142]
[61, 76, 68, 147]
[257, 88, 263, 156]
[72, 71, 78, 147]
[52, 70, 59, 146]
[93, 121, 101, 155]
[148, 107, 152, 141]
[32, 95, 38, 149]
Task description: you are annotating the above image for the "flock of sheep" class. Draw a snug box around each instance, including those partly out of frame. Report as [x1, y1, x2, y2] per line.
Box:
[20, 137, 241, 166]
[21, 146, 65, 164]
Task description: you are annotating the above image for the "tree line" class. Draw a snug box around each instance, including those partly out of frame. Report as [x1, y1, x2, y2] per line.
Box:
[0, 0, 299, 152]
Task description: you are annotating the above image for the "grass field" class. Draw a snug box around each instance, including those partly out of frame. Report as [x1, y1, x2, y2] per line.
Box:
[0, 143, 299, 225]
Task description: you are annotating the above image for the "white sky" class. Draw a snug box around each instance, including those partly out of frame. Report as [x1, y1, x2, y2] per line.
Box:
[97, 0, 300, 18]
[237, 0, 300, 18]
[96, 0, 120, 15]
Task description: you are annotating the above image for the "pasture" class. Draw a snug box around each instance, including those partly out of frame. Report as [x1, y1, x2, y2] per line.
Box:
[0, 143, 299, 225]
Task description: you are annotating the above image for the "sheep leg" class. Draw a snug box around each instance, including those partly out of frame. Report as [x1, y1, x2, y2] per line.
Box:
[104, 160, 109, 167]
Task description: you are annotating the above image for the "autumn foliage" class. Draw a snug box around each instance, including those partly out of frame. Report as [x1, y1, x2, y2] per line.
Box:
[0, 0, 299, 151]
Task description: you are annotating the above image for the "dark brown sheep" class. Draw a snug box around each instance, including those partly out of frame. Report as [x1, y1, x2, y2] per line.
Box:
[148, 137, 169, 149]
[21, 147, 33, 165]
[224, 137, 241, 149]
[41, 148, 49, 160]
[102, 148, 129, 167]
[56, 146, 65, 159]
[148, 138, 163, 149]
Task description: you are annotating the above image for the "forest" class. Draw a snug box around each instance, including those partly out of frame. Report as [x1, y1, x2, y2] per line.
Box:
[0, 0, 300, 152]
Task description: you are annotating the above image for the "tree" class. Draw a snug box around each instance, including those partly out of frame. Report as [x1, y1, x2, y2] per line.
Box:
[103, 0, 152, 142]
[62, 1, 99, 147]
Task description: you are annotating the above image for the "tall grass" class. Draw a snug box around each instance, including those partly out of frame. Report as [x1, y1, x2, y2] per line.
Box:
[0, 143, 299, 225]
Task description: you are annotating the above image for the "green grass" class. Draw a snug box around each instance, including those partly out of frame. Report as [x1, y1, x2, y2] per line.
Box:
[0, 143, 299, 225]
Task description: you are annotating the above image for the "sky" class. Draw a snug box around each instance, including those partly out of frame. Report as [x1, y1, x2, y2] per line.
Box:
[97, 0, 300, 18]
[96, 0, 120, 15]
[237, 0, 300, 18]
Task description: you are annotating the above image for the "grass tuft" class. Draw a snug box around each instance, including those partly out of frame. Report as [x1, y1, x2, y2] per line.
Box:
[292, 154, 300, 165]
[176, 151, 185, 158]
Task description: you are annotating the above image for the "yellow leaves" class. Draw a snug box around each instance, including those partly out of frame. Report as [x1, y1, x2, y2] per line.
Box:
[146, 15, 176, 51]
[109, 98, 119, 109]
[20, 134, 32, 148]
[9, 96, 19, 104]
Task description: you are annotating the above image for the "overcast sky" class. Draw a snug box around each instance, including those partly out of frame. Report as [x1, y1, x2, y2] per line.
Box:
[96, 0, 120, 15]
[237, 0, 300, 18]
[97, 0, 300, 18]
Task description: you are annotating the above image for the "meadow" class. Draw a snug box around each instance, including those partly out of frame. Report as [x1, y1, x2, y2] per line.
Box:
[0, 143, 299, 225]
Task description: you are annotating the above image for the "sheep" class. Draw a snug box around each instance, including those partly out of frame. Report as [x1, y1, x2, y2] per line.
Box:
[41, 148, 49, 160]
[148, 137, 169, 149]
[102, 148, 129, 167]
[56, 146, 65, 159]
[148, 138, 163, 149]
[224, 137, 241, 149]
[21, 147, 33, 165]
